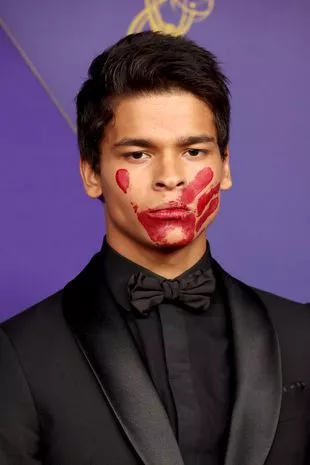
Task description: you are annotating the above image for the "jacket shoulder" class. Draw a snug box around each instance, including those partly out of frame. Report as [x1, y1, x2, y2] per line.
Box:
[251, 286, 310, 356]
[252, 286, 309, 315]
[0, 290, 65, 344]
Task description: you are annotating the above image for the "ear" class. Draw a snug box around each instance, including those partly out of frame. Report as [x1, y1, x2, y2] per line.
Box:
[220, 146, 232, 191]
[79, 159, 103, 199]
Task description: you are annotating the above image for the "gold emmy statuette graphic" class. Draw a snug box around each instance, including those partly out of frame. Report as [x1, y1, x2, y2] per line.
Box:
[128, 0, 215, 36]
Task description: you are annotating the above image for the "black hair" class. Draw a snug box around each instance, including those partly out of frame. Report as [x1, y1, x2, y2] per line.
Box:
[76, 31, 230, 173]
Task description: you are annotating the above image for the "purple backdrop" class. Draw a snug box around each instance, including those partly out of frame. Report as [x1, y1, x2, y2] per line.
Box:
[1, 0, 309, 322]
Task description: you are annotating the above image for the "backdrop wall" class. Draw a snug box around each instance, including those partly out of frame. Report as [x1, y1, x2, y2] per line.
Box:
[1, 0, 309, 322]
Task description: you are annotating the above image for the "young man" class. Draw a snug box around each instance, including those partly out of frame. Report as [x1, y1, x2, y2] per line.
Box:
[0, 31, 309, 465]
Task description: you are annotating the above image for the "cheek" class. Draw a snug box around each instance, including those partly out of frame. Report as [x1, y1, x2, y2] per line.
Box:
[195, 196, 219, 232]
[131, 202, 138, 213]
[196, 183, 220, 216]
[114, 171, 142, 216]
[115, 169, 130, 194]
[180, 167, 214, 204]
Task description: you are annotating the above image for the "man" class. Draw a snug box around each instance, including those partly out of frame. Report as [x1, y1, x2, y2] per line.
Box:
[0, 31, 309, 465]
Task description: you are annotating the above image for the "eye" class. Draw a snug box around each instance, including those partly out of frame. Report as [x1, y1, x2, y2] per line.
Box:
[186, 148, 209, 157]
[124, 151, 149, 161]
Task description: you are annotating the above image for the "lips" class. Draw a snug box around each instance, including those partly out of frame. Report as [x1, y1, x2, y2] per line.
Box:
[145, 200, 191, 220]
[146, 208, 192, 220]
[149, 201, 189, 211]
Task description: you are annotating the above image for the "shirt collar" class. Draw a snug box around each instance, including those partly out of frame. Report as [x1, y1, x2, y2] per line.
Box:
[100, 236, 213, 312]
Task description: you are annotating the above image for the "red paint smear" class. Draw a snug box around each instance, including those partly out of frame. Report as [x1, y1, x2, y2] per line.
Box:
[131, 202, 138, 213]
[195, 197, 219, 232]
[197, 183, 220, 217]
[115, 169, 129, 194]
[137, 211, 196, 247]
[134, 167, 217, 246]
[180, 167, 213, 204]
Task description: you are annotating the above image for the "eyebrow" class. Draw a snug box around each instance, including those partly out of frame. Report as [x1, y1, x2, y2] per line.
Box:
[176, 135, 216, 146]
[113, 134, 216, 149]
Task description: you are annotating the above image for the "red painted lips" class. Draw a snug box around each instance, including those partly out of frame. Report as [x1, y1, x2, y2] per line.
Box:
[146, 207, 191, 220]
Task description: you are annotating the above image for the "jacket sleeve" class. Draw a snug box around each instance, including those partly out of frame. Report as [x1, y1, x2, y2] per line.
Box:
[0, 327, 42, 464]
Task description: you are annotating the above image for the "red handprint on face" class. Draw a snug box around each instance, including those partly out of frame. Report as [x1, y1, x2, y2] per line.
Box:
[115, 167, 220, 246]
[179, 167, 220, 233]
[179, 167, 214, 204]
[195, 183, 220, 232]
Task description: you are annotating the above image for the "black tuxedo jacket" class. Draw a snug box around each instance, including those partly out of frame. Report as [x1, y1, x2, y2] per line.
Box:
[1, 253, 310, 465]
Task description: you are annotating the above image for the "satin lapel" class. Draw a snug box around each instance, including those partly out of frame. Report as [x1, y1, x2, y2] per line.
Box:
[63, 254, 184, 465]
[212, 260, 282, 465]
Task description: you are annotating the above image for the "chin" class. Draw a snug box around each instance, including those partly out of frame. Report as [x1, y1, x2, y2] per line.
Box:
[149, 233, 196, 250]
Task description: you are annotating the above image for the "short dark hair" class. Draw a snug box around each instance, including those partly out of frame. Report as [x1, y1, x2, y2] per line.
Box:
[76, 31, 230, 173]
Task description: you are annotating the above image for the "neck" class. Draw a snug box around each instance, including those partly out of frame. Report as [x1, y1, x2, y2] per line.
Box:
[105, 228, 207, 279]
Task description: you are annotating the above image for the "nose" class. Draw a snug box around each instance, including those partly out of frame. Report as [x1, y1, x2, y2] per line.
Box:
[153, 158, 186, 192]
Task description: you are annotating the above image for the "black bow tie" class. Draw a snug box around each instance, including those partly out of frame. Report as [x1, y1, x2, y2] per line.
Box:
[127, 269, 216, 317]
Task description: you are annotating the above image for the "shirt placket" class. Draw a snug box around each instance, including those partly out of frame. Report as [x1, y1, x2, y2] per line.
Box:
[158, 303, 202, 460]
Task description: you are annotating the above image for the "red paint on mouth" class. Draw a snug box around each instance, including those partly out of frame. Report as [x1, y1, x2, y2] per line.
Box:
[195, 197, 219, 232]
[180, 167, 213, 204]
[137, 210, 196, 246]
[197, 183, 220, 217]
[151, 201, 189, 211]
[132, 167, 219, 246]
[116, 169, 129, 193]
[146, 208, 190, 219]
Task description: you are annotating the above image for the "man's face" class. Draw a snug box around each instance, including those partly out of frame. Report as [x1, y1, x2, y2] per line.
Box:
[81, 91, 232, 250]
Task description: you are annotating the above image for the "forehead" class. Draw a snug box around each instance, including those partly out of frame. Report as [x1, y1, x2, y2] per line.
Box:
[106, 92, 217, 142]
